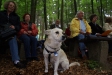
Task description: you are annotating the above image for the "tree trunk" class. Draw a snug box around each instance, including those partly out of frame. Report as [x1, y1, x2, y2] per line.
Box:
[96, 0, 103, 27]
[91, 0, 94, 14]
[65, 1, 68, 26]
[25, 0, 28, 13]
[43, 0, 47, 30]
[0, 0, 2, 10]
[61, 0, 64, 29]
[57, 0, 60, 19]
[74, 0, 77, 15]
[100, 0, 103, 27]
[30, 0, 37, 23]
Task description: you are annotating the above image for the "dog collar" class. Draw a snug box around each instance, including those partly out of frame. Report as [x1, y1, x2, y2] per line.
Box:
[48, 45, 57, 50]
[45, 47, 59, 54]
[46, 45, 60, 52]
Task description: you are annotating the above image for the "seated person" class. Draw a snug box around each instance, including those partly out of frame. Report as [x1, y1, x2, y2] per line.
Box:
[37, 40, 45, 50]
[70, 10, 91, 59]
[18, 13, 39, 62]
[64, 23, 71, 47]
[50, 19, 61, 29]
[89, 14, 104, 36]
[65, 23, 71, 37]
[103, 17, 112, 53]
[0, 1, 25, 68]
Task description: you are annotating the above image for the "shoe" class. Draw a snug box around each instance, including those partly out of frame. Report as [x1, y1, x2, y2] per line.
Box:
[23, 57, 32, 65]
[82, 55, 88, 62]
[82, 55, 88, 60]
[31, 57, 40, 61]
[26, 57, 31, 62]
[14, 62, 26, 68]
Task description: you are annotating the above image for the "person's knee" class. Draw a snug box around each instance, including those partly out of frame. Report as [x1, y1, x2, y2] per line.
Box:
[31, 37, 37, 42]
[21, 35, 30, 42]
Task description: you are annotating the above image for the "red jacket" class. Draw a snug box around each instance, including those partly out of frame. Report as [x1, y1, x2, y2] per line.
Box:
[65, 27, 71, 36]
[18, 22, 38, 37]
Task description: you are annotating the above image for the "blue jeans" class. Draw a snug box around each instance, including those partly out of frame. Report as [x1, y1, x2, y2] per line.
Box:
[76, 34, 86, 56]
[19, 34, 37, 58]
[0, 36, 20, 61]
[9, 36, 20, 61]
[76, 34, 97, 56]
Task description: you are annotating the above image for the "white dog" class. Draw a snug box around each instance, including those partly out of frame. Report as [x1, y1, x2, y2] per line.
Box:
[43, 28, 80, 75]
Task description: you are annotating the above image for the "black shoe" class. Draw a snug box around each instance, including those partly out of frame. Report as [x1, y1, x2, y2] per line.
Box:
[31, 57, 40, 61]
[26, 57, 32, 62]
[14, 62, 26, 68]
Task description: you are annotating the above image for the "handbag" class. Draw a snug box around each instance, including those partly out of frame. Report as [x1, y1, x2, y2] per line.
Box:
[0, 24, 16, 41]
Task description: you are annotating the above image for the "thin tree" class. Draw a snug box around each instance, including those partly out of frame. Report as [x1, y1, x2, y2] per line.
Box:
[43, 0, 47, 30]
[100, 0, 103, 27]
[91, 0, 94, 14]
[30, 0, 37, 23]
[61, 0, 64, 29]
[74, 0, 77, 15]
[25, 0, 28, 13]
[96, 0, 103, 27]
[65, 1, 68, 26]
[0, 0, 2, 10]
[57, 0, 60, 19]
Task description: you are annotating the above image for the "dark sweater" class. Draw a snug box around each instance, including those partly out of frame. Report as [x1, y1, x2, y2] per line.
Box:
[50, 24, 61, 29]
[0, 10, 21, 32]
[89, 22, 104, 35]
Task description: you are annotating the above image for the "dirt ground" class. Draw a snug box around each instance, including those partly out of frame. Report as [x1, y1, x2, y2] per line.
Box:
[0, 52, 112, 75]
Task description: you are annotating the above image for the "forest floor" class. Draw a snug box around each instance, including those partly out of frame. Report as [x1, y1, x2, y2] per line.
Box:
[0, 51, 112, 75]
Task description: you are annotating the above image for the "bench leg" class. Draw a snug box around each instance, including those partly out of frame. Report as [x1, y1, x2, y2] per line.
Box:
[18, 43, 26, 61]
[68, 39, 78, 57]
[87, 41, 110, 69]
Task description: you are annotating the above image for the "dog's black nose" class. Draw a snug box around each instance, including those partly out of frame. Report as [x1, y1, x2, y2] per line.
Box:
[62, 35, 66, 40]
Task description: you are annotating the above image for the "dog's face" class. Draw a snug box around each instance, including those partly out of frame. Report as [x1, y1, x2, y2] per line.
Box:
[45, 28, 66, 42]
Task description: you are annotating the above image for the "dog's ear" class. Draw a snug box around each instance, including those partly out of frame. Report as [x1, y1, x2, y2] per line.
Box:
[44, 29, 51, 35]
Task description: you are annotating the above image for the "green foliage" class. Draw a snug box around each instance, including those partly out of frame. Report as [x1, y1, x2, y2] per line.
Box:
[1, 0, 112, 24]
[1, 0, 112, 38]
[87, 60, 100, 70]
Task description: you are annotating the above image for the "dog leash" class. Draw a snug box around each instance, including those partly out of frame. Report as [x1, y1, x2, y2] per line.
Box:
[45, 47, 59, 62]
[45, 47, 54, 62]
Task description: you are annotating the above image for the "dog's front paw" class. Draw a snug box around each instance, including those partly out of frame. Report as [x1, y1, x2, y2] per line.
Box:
[54, 72, 58, 75]
[45, 69, 48, 73]
[60, 71, 63, 73]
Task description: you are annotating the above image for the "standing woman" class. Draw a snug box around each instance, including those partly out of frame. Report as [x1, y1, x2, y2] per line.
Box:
[0, 1, 25, 68]
[18, 13, 39, 62]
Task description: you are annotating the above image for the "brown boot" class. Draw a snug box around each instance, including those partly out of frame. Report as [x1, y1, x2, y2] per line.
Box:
[82, 55, 88, 62]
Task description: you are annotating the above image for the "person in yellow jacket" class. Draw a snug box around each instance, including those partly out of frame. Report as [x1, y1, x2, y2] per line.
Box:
[70, 10, 92, 59]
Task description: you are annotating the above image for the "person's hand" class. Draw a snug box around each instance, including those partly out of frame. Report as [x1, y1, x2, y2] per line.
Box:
[86, 32, 91, 35]
[10, 25, 15, 29]
[80, 30, 86, 35]
[27, 31, 32, 34]
[67, 36, 70, 38]
[24, 31, 28, 34]
[96, 33, 101, 36]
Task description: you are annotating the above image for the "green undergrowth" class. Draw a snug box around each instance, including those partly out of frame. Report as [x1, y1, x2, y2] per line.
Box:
[86, 60, 101, 70]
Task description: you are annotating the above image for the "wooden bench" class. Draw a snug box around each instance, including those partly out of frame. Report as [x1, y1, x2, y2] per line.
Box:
[68, 36, 112, 69]
[17, 40, 26, 61]
[0, 39, 26, 61]
[0, 40, 9, 54]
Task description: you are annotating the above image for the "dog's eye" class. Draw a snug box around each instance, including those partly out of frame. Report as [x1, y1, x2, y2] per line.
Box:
[55, 31, 59, 34]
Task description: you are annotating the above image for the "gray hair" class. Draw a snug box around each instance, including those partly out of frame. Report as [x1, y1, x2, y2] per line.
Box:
[75, 10, 84, 17]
